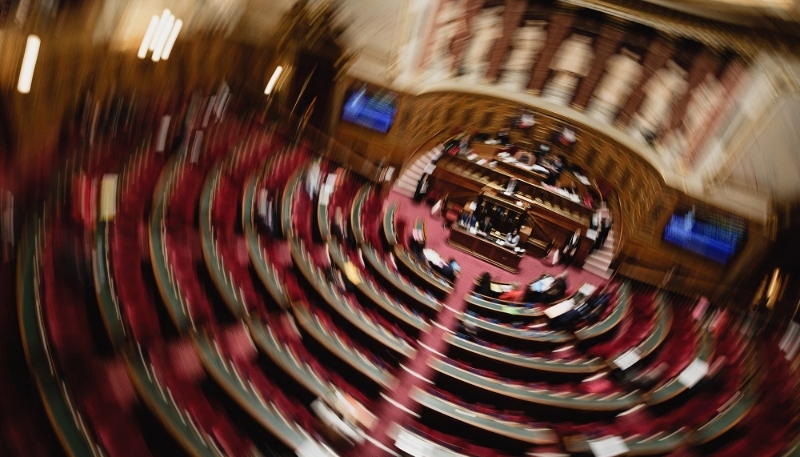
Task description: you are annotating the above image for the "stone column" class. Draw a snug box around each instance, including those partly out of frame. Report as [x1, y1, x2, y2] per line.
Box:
[417, 0, 448, 71]
[615, 35, 675, 127]
[451, 0, 487, 72]
[570, 21, 626, 109]
[484, 0, 526, 81]
[664, 49, 718, 133]
[526, 8, 576, 94]
[682, 58, 747, 169]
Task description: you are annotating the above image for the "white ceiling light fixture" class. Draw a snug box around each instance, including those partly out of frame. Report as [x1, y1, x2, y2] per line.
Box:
[265, 66, 284, 95]
[150, 9, 172, 52]
[152, 13, 175, 62]
[17, 35, 40, 94]
[138, 9, 183, 62]
[160, 19, 183, 61]
[137, 16, 159, 59]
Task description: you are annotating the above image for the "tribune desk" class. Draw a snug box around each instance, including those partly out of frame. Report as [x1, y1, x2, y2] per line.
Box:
[448, 225, 524, 272]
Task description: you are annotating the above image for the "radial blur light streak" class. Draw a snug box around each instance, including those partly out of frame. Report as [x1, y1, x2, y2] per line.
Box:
[150, 9, 172, 52]
[265, 66, 284, 95]
[137, 16, 160, 59]
[161, 19, 183, 61]
[152, 14, 175, 62]
[17, 35, 41, 94]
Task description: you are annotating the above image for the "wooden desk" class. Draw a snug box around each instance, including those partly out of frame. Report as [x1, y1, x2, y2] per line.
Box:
[448, 226, 524, 273]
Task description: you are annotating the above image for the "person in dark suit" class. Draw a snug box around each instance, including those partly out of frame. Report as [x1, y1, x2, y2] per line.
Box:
[414, 173, 430, 202]
[475, 272, 497, 297]
[598, 216, 613, 248]
[559, 230, 581, 267]
[545, 156, 564, 185]
[505, 177, 518, 194]
[497, 128, 511, 146]
[409, 228, 426, 262]
[524, 272, 568, 304]
[460, 210, 476, 228]
[479, 215, 492, 235]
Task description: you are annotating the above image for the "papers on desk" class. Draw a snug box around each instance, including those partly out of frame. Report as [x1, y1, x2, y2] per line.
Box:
[588, 436, 630, 457]
[422, 248, 442, 265]
[532, 164, 549, 173]
[544, 299, 576, 319]
[576, 174, 591, 185]
[497, 152, 510, 158]
[578, 284, 597, 296]
[467, 153, 479, 161]
[476, 159, 487, 165]
[496, 240, 505, 246]
[613, 349, 642, 371]
[678, 358, 709, 388]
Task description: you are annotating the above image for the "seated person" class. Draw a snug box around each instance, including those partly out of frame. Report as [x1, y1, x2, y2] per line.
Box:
[516, 151, 533, 165]
[560, 126, 576, 146]
[504, 177, 518, 194]
[524, 272, 568, 304]
[498, 283, 526, 302]
[505, 227, 520, 248]
[478, 215, 493, 235]
[474, 272, 500, 298]
[459, 210, 476, 228]
[432, 256, 460, 283]
[544, 156, 564, 186]
[409, 229, 426, 262]
[517, 112, 535, 129]
[534, 144, 551, 165]
[496, 128, 511, 146]
[550, 292, 609, 329]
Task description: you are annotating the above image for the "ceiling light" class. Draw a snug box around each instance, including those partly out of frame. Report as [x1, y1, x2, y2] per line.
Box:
[138, 16, 159, 59]
[150, 9, 171, 52]
[17, 35, 40, 94]
[161, 19, 183, 61]
[152, 14, 175, 62]
[265, 66, 284, 95]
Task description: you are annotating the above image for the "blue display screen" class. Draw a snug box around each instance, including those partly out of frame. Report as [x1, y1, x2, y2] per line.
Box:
[342, 86, 397, 134]
[663, 211, 745, 265]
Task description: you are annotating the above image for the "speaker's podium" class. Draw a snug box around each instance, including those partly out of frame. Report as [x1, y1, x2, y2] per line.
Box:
[448, 188, 553, 272]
